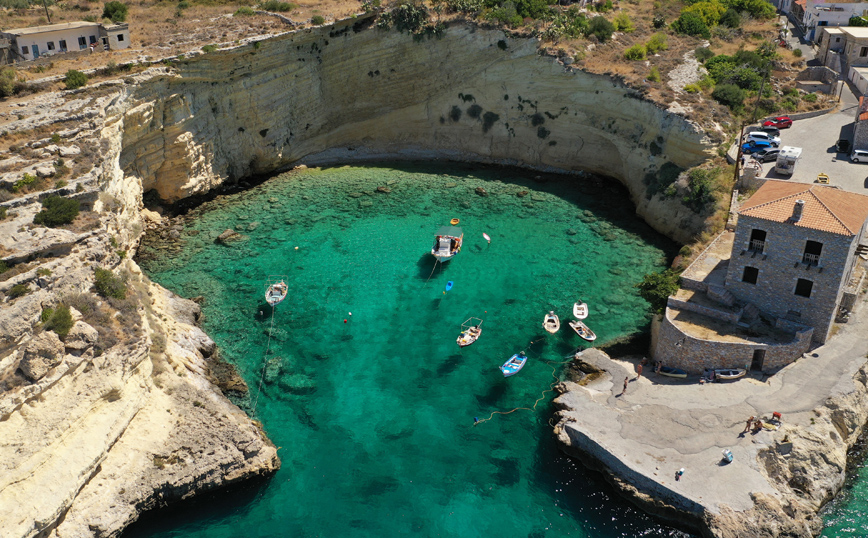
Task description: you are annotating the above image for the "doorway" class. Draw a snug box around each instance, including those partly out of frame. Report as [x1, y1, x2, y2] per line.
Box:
[31, 44, 39, 58]
[751, 349, 765, 371]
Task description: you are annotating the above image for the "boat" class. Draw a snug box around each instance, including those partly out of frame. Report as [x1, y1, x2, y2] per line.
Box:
[457, 317, 483, 347]
[714, 368, 746, 381]
[658, 366, 687, 379]
[568, 320, 596, 342]
[265, 276, 288, 306]
[445, 281, 454, 292]
[573, 301, 588, 320]
[500, 352, 528, 377]
[431, 225, 464, 262]
[543, 311, 560, 334]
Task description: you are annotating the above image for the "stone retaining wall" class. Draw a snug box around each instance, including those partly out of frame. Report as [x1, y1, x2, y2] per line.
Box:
[653, 307, 813, 373]
[666, 296, 741, 324]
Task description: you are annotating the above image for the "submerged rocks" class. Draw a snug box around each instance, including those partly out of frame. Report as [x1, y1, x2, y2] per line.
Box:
[20, 331, 65, 381]
[376, 186, 391, 193]
[475, 187, 488, 197]
[216, 229, 246, 244]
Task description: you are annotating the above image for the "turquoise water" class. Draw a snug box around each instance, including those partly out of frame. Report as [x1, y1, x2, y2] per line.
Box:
[135, 162, 689, 538]
[822, 442, 868, 537]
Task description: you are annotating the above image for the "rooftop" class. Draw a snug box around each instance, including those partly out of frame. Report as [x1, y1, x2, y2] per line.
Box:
[2, 21, 99, 36]
[738, 179, 868, 236]
[843, 27, 868, 40]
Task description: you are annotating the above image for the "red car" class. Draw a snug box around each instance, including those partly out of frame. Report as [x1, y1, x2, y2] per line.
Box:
[763, 116, 793, 128]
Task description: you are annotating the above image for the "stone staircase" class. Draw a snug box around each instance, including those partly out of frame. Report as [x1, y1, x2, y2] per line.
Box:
[707, 284, 735, 307]
[856, 243, 868, 260]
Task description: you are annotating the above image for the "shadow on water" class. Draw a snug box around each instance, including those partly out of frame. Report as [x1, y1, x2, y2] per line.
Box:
[417, 253, 452, 280]
[475, 379, 509, 408]
[254, 303, 274, 322]
[437, 354, 464, 377]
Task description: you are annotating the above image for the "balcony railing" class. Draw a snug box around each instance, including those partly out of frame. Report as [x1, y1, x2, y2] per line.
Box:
[803, 252, 820, 266]
[749, 239, 765, 253]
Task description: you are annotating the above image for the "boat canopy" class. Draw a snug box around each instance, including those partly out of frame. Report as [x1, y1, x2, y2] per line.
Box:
[436, 226, 463, 237]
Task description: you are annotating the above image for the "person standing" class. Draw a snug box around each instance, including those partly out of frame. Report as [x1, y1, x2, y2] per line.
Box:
[743, 416, 755, 433]
[620, 377, 628, 396]
[636, 362, 643, 380]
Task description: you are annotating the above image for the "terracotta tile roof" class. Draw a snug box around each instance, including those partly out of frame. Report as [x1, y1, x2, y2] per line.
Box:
[738, 180, 868, 236]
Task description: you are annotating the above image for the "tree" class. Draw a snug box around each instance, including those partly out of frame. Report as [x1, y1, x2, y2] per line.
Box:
[850, 15, 868, 27]
[720, 7, 740, 27]
[102, 1, 129, 22]
[637, 270, 681, 314]
[64, 69, 88, 90]
[586, 15, 614, 42]
[712, 83, 746, 111]
[0, 67, 16, 98]
[33, 196, 80, 227]
[671, 11, 710, 38]
[683, 0, 725, 26]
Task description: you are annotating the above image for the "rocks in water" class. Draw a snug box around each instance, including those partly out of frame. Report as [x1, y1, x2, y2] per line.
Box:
[359, 199, 373, 208]
[268, 197, 279, 203]
[216, 229, 241, 244]
[65, 321, 98, 356]
[445, 182, 458, 188]
[279, 373, 317, 395]
[566, 228, 578, 236]
[20, 331, 65, 382]
[475, 187, 488, 197]
[247, 221, 260, 231]
[376, 186, 391, 194]
[531, 194, 545, 202]
[609, 267, 623, 276]
[348, 192, 364, 198]
[516, 191, 529, 198]
[460, 200, 471, 209]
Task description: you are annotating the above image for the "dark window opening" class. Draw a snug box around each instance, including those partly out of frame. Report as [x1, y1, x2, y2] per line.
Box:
[78, 36, 87, 49]
[89, 35, 97, 44]
[21, 46, 28, 54]
[742, 266, 759, 285]
[59, 40, 67, 51]
[117, 33, 125, 42]
[795, 279, 813, 298]
[749, 229, 767, 253]
[47, 41, 55, 51]
[803, 240, 823, 265]
[860, 46, 868, 57]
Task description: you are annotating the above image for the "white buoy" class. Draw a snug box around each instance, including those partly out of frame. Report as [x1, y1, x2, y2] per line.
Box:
[295, 246, 299, 250]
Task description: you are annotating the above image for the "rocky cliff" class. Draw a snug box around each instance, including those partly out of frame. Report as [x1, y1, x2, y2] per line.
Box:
[117, 16, 717, 244]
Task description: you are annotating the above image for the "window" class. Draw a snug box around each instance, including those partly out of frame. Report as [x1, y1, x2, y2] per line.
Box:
[89, 35, 97, 44]
[117, 33, 125, 42]
[803, 240, 823, 265]
[59, 40, 67, 51]
[47, 41, 55, 51]
[78, 36, 87, 49]
[21, 46, 29, 55]
[860, 46, 867, 57]
[795, 279, 814, 298]
[742, 266, 759, 285]
[749, 229, 767, 253]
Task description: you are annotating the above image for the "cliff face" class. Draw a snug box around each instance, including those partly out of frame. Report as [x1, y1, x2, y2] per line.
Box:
[118, 17, 716, 243]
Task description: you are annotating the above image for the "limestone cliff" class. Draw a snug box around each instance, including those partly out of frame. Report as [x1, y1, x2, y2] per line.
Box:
[117, 17, 716, 244]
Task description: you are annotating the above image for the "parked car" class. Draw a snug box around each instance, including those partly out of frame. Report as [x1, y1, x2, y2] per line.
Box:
[763, 116, 793, 128]
[745, 131, 781, 147]
[851, 149, 868, 163]
[754, 147, 781, 162]
[742, 140, 772, 154]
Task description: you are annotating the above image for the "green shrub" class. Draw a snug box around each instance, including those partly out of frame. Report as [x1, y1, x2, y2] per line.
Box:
[671, 11, 710, 38]
[0, 67, 16, 98]
[94, 267, 127, 300]
[712, 83, 745, 111]
[624, 43, 647, 60]
[698, 74, 715, 90]
[0, 206, 6, 220]
[652, 15, 665, 28]
[8, 283, 29, 299]
[83, 14, 97, 22]
[720, 7, 740, 27]
[648, 66, 661, 82]
[684, 83, 701, 93]
[683, 1, 724, 26]
[234, 6, 255, 15]
[12, 173, 39, 193]
[727, 0, 774, 19]
[804, 92, 818, 102]
[260, 0, 295, 11]
[33, 196, 80, 227]
[202, 44, 217, 53]
[41, 307, 54, 324]
[44, 304, 73, 339]
[64, 69, 88, 90]
[594, 0, 613, 12]
[694, 46, 715, 63]
[682, 167, 717, 213]
[793, 48, 803, 58]
[637, 269, 681, 314]
[177, 0, 189, 7]
[102, 1, 128, 22]
[50, 133, 61, 144]
[311, 14, 325, 24]
[446, 0, 481, 13]
[37, 268, 52, 277]
[587, 15, 615, 42]
[0, 260, 8, 274]
[613, 12, 634, 32]
[850, 15, 868, 27]
[646, 32, 668, 54]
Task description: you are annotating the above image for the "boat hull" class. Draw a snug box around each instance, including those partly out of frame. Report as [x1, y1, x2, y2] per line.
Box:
[568, 320, 596, 342]
[659, 367, 687, 379]
[714, 368, 746, 381]
[543, 312, 560, 334]
[573, 302, 588, 320]
[500, 354, 527, 377]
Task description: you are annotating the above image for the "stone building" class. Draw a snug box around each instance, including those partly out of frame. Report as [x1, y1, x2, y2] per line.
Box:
[0, 21, 130, 64]
[654, 180, 868, 373]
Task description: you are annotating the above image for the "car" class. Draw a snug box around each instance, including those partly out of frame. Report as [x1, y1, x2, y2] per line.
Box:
[851, 149, 868, 163]
[745, 131, 781, 147]
[749, 125, 781, 137]
[754, 147, 781, 162]
[742, 140, 772, 154]
[763, 116, 793, 128]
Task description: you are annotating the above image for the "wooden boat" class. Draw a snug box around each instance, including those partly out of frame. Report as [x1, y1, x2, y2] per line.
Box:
[573, 301, 588, 320]
[714, 368, 746, 381]
[457, 317, 483, 347]
[431, 225, 463, 262]
[265, 276, 288, 306]
[658, 366, 687, 379]
[568, 320, 596, 342]
[500, 352, 527, 377]
[543, 311, 560, 334]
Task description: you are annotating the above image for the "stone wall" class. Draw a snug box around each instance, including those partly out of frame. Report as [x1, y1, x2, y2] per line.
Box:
[666, 296, 741, 324]
[116, 17, 717, 244]
[724, 214, 859, 343]
[653, 307, 813, 373]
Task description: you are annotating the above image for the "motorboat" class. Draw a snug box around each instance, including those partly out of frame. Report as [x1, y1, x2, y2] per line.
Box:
[500, 352, 528, 377]
[265, 276, 288, 306]
[573, 301, 588, 320]
[568, 320, 596, 342]
[714, 368, 746, 381]
[432, 225, 464, 262]
[543, 311, 560, 334]
[658, 366, 687, 379]
[457, 317, 483, 347]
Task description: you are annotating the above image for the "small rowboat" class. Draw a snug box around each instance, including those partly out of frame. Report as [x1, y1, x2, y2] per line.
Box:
[457, 317, 483, 347]
[714, 368, 746, 381]
[543, 311, 560, 334]
[568, 320, 596, 342]
[265, 276, 288, 306]
[658, 366, 687, 379]
[573, 301, 588, 320]
[500, 352, 527, 377]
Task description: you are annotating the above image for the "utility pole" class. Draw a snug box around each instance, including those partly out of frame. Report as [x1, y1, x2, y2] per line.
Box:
[41, 0, 51, 23]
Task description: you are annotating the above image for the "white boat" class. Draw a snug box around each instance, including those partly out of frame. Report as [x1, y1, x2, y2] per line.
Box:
[568, 320, 596, 342]
[457, 317, 483, 347]
[714, 368, 746, 381]
[500, 352, 527, 377]
[573, 301, 588, 320]
[265, 276, 288, 306]
[432, 225, 463, 262]
[543, 311, 560, 334]
[658, 366, 687, 379]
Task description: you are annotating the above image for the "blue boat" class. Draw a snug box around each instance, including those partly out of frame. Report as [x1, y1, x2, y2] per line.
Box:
[500, 352, 528, 377]
[659, 366, 687, 379]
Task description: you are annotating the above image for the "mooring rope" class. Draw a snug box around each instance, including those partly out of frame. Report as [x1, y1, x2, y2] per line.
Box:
[251, 305, 276, 414]
[425, 258, 439, 284]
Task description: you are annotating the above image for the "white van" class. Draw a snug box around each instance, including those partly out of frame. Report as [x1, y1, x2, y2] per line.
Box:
[746, 131, 781, 147]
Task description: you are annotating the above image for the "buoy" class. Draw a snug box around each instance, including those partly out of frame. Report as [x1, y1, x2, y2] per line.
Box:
[344, 319, 347, 323]
[483, 232, 491, 244]
[295, 246, 299, 250]
[450, 218, 460, 225]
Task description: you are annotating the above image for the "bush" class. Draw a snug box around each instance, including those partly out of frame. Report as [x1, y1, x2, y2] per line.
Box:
[587, 15, 615, 42]
[646, 32, 668, 54]
[683, 167, 717, 212]
[94, 267, 127, 300]
[624, 43, 647, 60]
[202, 44, 217, 53]
[849, 15, 868, 27]
[712, 83, 745, 111]
[0, 206, 6, 220]
[446, 0, 481, 12]
[44, 304, 73, 339]
[648, 66, 661, 82]
[102, 1, 128, 22]
[0, 67, 16, 98]
[694, 46, 715, 63]
[727, 0, 774, 19]
[804, 92, 818, 102]
[8, 283, 29, 299]
[683, 1, 725, 26]
[177, 0, 189, 7]
[613, 12, 634, 32]
[671, 11, 710, 38]
[33, 196, 80, 227]
[260, 0, 295, 11]
[793, 48, 803, 58]
[64, 69, 88, 90]
[684, 83, 701, 93]
[234, 6, 255, 15]
[311, 14, 325, 24]
[720, 7, 740, 27]
[12, 173, 39, 193]
[637, 269, 681, 314]
[652, 15, 665, 28]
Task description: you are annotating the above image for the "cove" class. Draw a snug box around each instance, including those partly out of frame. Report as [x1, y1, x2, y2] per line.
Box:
[134, 162, 689, 537]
